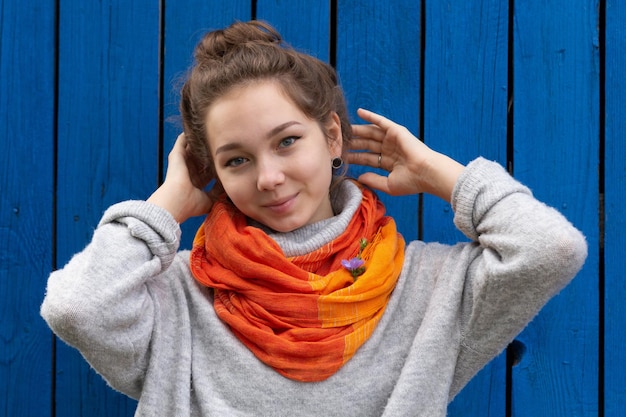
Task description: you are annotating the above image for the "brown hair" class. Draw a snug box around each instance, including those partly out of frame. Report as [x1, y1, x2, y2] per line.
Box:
[180, 20, 352, 188]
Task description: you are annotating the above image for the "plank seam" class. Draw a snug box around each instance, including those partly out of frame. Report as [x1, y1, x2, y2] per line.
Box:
[158, 0, 165, 186]
[506, 0, 515, 413]
[417, 0, 425, 242]
[329, 0, 337, 68]
[51, 0, 60, 415]
[598, 0, 606, 415]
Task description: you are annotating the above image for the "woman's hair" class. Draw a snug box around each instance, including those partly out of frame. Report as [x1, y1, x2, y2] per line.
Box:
[180, 20, 352, 188]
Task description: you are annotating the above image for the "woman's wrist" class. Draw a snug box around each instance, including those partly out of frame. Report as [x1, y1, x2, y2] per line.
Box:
[147, 185, 189, 224]
[420, 152, 465, 203]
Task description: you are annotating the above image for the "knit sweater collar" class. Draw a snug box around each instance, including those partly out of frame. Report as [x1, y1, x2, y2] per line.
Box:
[249, 179, 363, 257]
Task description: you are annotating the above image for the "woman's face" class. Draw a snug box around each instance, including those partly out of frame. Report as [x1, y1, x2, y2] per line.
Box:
[205, 81, 342, 232]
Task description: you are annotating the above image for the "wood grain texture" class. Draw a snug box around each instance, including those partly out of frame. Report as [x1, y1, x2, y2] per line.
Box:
[163, 1, 252, 250]
[604, 0, 626, 415]
[0, 2, 55, 416]
[423, 0, 509, 243]
[1, 0, 618, 415]
[55, 0, 160, 415]
[335, 0, 421, 241]
[256, 0, 330, 60]
[424, 2, 509, 415]
[511, 0, 600, 415]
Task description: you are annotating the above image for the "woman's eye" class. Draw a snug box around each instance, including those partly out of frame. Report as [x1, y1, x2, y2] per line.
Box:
[226, 157, 247, 167]
[279, 136, 299, 148]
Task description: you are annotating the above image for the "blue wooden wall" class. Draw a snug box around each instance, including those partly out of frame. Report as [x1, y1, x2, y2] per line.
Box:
[0, 0, 621, 416]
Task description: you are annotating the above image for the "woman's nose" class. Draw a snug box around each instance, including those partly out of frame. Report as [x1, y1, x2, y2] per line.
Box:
[256, 158, 285, 191]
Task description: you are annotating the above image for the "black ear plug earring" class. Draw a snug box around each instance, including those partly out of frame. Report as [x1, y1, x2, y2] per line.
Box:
[332, 157, 343, 169]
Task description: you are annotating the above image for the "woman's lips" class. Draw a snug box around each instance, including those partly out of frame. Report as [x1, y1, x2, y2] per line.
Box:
[263, 194, 297, 214]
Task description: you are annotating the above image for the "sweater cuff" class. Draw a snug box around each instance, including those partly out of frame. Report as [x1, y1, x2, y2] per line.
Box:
[451, 157, 532, 240]
[99, 200, 182, 270]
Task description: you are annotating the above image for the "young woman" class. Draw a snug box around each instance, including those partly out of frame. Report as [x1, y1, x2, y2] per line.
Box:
[41, 20, 587, 416]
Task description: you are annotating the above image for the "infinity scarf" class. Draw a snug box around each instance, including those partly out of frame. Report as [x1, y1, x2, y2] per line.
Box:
[189, 185, 405, 382]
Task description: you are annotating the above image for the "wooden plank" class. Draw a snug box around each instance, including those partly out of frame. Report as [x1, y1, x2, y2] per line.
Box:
[163, 1, 252, 249]
[423, 1, 510, 415]
[511, 1, 599, 415]
[0, 2, 55, 416]
[423, 0, 510, 242]
[256, 0, 330, 60]
[604, 0, 626, 415]
[336, 0, 421, 241]
[55, 0, 160, 415]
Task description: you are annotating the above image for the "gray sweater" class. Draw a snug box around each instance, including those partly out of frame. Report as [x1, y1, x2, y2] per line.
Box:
[41, 158, 587, 416]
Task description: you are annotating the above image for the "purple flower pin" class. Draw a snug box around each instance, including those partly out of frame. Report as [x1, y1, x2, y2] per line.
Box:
[341, 258, 365, 271]
[341, 238, 368, 279]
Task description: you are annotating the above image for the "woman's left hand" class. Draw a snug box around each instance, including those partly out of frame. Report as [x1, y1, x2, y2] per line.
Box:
[348, 108, 465, 203]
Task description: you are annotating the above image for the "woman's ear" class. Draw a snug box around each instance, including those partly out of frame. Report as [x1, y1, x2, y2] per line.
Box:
[326, 111, 343, 157]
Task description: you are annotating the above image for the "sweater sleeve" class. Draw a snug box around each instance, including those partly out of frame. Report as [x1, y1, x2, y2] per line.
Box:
[449, 158, 588, 396]
[40, 201, 183, 398]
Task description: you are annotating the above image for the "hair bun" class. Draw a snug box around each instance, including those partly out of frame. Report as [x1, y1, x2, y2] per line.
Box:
[194, 20, 282, 62]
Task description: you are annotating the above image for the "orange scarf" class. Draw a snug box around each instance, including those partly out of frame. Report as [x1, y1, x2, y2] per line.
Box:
[189, 186, 405, 382]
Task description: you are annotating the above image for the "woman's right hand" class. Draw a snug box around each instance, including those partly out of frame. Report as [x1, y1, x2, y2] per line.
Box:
[147, 133, 214, 223]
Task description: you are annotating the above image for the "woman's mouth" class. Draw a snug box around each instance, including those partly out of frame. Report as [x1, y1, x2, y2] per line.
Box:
[263, 194, 297, 214]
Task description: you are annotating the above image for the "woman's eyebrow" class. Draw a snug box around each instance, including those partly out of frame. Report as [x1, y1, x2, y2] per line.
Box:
[214, 142, 242, 155]
[267, 121, 302, 138]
